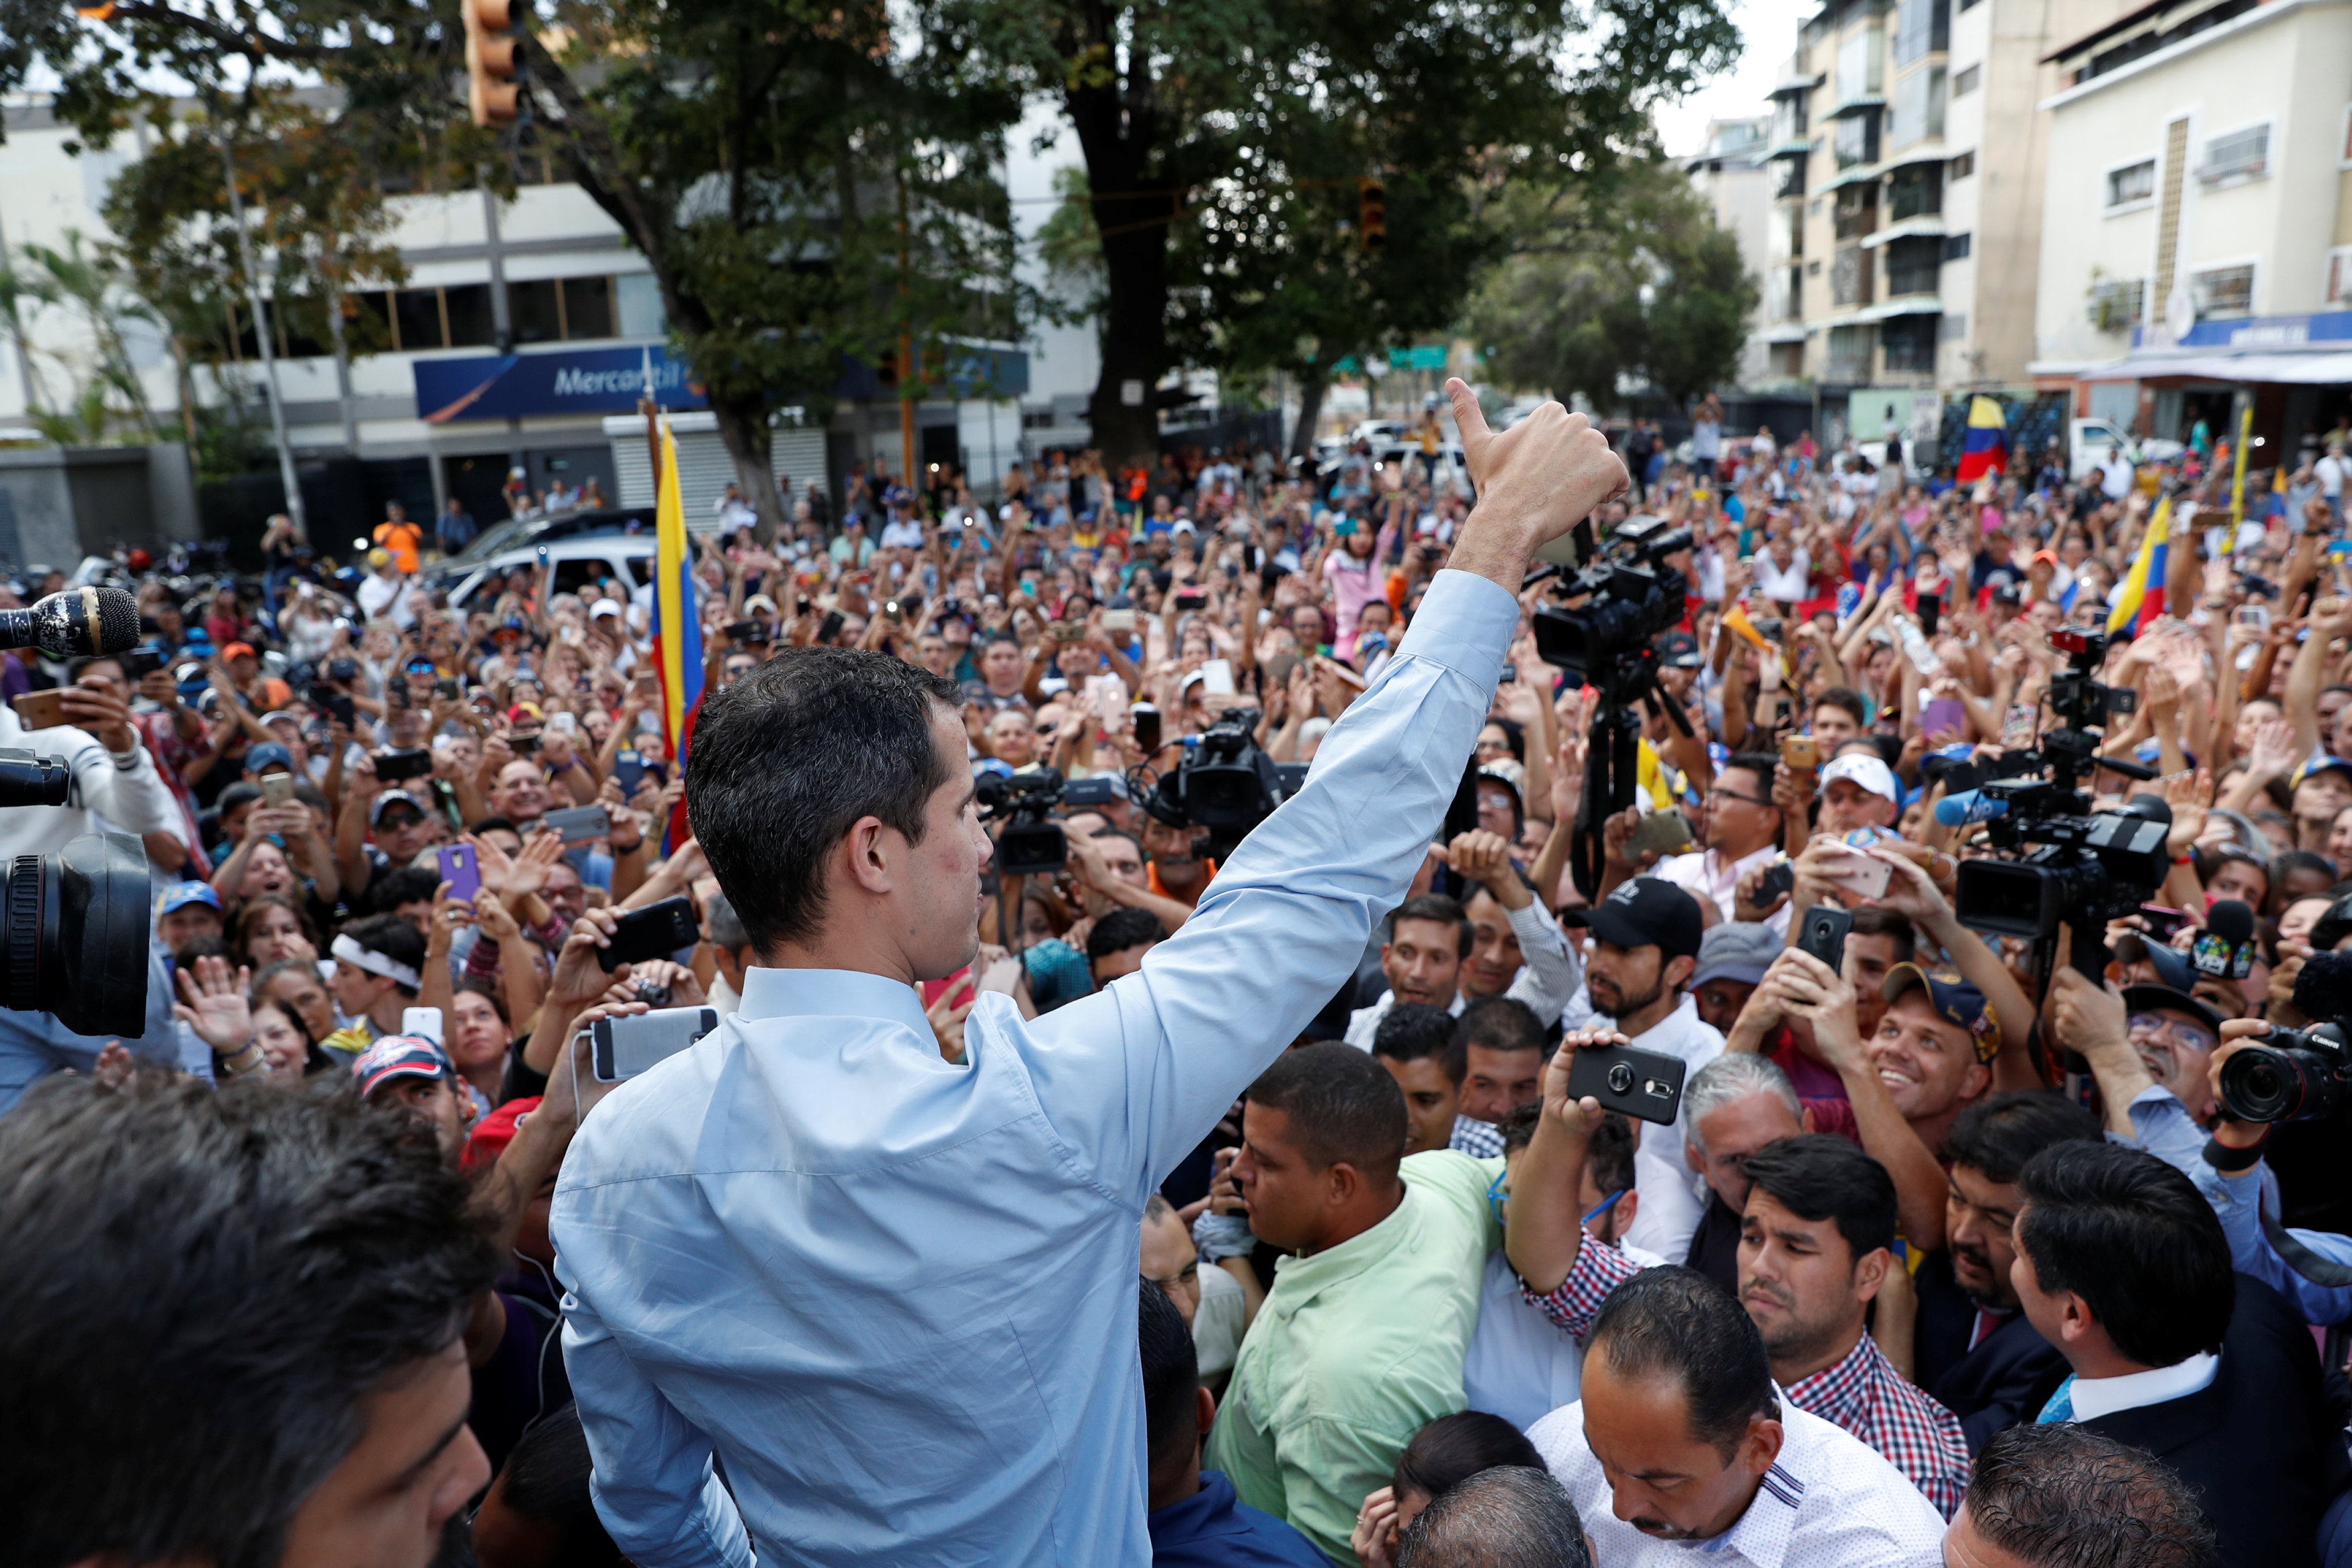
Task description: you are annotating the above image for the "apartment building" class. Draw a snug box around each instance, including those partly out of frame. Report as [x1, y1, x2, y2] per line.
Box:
[1685, 118, 1778, 389]
[2030, 0, 2352, 450]
[1761, 0, 2132, 452]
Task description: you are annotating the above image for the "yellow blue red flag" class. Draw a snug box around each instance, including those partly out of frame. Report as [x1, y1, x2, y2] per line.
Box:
[650, 417, 702, 838]
[2106, 495, 2171, 635]
[1956, 395, 2007, 484]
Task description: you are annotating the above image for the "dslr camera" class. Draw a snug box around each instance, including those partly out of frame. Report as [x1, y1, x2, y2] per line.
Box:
[0, 748, 152, 1037]
[2218, 951, 2352, 1124]
[976, 765, 1068, 875]
[1529, 516, 1692, 705]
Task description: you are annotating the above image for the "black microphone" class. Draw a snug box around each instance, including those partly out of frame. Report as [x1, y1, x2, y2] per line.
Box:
[2195, 899, 2258, 981]
[2291, 949, 2352, 1022]
[0, 587, 141, 658]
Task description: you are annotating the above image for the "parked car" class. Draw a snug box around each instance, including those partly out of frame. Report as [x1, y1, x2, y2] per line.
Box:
[2070, 417, 2184, 481]
[431, 523, 655, 609]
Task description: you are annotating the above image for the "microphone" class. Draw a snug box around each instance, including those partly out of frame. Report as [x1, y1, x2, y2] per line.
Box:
[2193, 899, 2258, 981]
[1933, 789, 2009, 827]
[0, 587, 140, 658]
[2292, 949, 2352, 1023]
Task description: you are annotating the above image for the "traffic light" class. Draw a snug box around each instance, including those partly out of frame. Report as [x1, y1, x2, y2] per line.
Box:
[1357, 179, 1386, 253]
[462, 0, 520, 127]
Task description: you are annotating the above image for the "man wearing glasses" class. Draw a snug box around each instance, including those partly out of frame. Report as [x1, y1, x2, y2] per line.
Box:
[1653, 752, 1789, 935]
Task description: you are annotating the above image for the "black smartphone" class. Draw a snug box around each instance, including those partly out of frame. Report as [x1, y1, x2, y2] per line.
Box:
[1131, 703, 1162, 754]
[123, 646, 165, 679]
[599, 895, 702, 971]
[309, 685, 355, 728]
[511, 732, 540, 756]
[1757, 859, 1796, 904]
[373, 748, 433, 784]
[1918, 591, 1942, 639]
[1798, 904, 1853, 971]
[2138, 904, 2193, 941]
[1564, 1041, 1688, 1127]
[723, 619, 758, 642]
[435, 678, 460, 699]
[1174, 588, 1207, 611]
[818, 609, 845, 643]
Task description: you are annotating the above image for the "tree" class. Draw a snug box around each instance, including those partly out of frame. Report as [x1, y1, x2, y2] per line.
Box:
[954, 0, 1739, 460]
[8, 0, 1023, 534]
[1471, 155, 1756, 412]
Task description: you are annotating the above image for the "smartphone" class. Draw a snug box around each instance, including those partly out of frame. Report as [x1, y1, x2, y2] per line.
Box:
[1917, 590, 1942, 638]
[1824, 846, 1893, 902]
[2139, 904, 2194, 941]
[1132, 703, 1163, 754]
[1630, 810, 1695, 859]
[1201, 658, 1236, 696]
[437, 842, 482, 903]
[612, 749, 648, 801]
[400, 1006, 445, 1047]
[545, 804, 612, 844]
[1797, 903, 1855, 970]
[374, 747, 433, 783]
[598, 895, 702, 971]
[1316, 655, 1368, 691]
[1756, 859, 1796, 904]
[722, 619, 758, 642]
[511, 732, 541, 756]
[591, 1006, 719, 1082]
[123, 646, 165, 679]
[259, 772, 296, 808]
[310, 685, 355, 728]
[1781, 735, 1819, 770]
[1564, 1040, 1688, 1127]
[10, 689, 67, 730]
[1919, 697, 1967, 738]
[435, 678, 460, 700]
[546, 711, 579, 736]
[1174, 587, 1208, 611]
[1048, 621, 1085, 643]
[1100, 608, 1138, 634]
[2234, 605, 2271, 629]
[976, 954, 1023, 995]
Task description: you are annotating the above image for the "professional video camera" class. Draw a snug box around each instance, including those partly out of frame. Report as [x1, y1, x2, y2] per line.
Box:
[976, 765, 1068, 876]
[2218, 950, 2352, 1125]
[1943, 627, 2171, 981]
[0, 748, 152, 1038]
[1525, 515, 1695, 899]
[1138, 708, 1306, 862]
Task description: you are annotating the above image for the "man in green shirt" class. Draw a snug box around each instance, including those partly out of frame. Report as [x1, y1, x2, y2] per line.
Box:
[1204, 1042, 1504, 1563]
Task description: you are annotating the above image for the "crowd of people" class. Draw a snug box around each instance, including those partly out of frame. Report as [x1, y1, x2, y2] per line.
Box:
[5, 380, 2352, 1568]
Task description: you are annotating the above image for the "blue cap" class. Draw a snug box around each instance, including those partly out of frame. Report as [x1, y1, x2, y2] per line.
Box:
[157, 881, 221, 916]
[243, 743, 294, 777]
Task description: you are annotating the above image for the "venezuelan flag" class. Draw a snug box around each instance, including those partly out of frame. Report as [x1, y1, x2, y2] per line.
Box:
[1956, 395, 2008, 484]
[2106, 496, 2171, 636]
[650, 417, 703, 844]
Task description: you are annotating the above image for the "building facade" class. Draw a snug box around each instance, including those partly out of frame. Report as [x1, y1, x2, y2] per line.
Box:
[1686, 118, 1778, 390]
[1763, 0, 2132, 452]
[2030, 0, 2352, 452]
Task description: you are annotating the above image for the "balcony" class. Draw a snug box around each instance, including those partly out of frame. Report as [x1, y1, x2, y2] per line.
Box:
[1886, 163, 1943, 222]
[1881, 234, 1944, 298]
[1861, 215, 1946, 249]
[1832, 245, 1875, 309]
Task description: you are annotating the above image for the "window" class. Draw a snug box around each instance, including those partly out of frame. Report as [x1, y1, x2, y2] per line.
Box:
[2326, 249, 2352, 306]
[1942, 232, 1972, 261]
[1833, 244, 1874, 306]
[1952, 64, 1980, 95]
[1885, 234, 1942, 296]
[1773, 155, 1808, 200]
[1808, 259, 1823, 275]
[1828, 324, 1875, 380]
[1947, 150, 1974, 180]
[2191, 263, 2255, 317]
[2091, 277, 2146, 329]
[2200, 124, 2269, 184]
[390, 289, 444, 351]
[1882, 314, 1937, 372]
[443, 284, 497, 348]
[563, 277, 616, 341]
[1888, 163, 1943, 221]
[1837, 27, 1884, 101]
[1890, 65, 1947, 147]
[2105, 159, 2156, 208]
[1834, 183, 1879, 241]
[1894, 0, 1949, 64]
[1834, 113, 1881, 170]
[510, 279, 564, 344]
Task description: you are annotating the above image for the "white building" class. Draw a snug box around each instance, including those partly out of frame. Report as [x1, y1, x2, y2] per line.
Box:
[1685, 118, 1777, 389]
[2030, 0, 2352, 449]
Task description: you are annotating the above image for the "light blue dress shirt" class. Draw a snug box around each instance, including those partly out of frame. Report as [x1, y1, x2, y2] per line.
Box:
[550, 567, 1520, 1567]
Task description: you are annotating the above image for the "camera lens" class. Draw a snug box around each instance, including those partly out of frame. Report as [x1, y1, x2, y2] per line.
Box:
[0, 748, 71, 809]
[1606, 1063, 1635, 1095]
[2217, 1043, 2331, 1124]
[0, 831, 151, 1038]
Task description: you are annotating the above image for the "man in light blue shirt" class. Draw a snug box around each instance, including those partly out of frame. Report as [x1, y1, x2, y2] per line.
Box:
[549, 382, 1628, 1567]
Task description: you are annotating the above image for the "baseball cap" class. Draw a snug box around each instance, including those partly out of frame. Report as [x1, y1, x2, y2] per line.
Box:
[1655, 630, 1704, 670]
[2119, 981, 2226, 1038]
[590, 599, 623, 619]
[1882, 963, 2001, 1064]
[1171, 519, 1197, 535]
[1690, 921, 1781, 988]
[221, 641, 257, 662]
[460, 1095, 540, 1178]
[2290, 755, 2352, 791]
[1570, 876, 1704, 961]
[1822, 752, 1900, 804]
[370, 789, 427, 826]
[350, 1035, 454, 1099]
[243, 743, 294, 777]
[2112, 928, 2200, 995]
[157, 881, 222, 916]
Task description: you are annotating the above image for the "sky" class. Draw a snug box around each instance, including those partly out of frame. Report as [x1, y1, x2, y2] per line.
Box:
[1652, 0, 1818, 156]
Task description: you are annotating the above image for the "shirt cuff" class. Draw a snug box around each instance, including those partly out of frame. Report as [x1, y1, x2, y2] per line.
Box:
[1395, 570, 1519, 687]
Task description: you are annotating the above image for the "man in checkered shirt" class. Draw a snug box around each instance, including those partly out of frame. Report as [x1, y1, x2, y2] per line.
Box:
[1509, 1031, 1967, 1529]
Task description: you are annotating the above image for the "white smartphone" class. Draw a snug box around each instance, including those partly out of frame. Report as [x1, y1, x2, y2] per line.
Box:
[401, 1006, 444, 1047]
[591, 1006, 719, 1082]
[1200, 658, 1236, 697]
[976, 955, 1024, 996]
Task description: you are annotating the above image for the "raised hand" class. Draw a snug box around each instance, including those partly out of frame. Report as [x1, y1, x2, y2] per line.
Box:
[1444, 378, 1628, 584]
[173, 955, 255, 1053]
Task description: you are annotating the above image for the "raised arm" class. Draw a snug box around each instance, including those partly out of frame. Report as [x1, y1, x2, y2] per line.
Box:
[1023, 387, 1628, 1195]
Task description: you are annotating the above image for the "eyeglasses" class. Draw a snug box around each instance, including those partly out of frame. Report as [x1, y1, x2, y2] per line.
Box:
[1707, 787, 1771, 808]
[2128, 1013, 2218, 1055]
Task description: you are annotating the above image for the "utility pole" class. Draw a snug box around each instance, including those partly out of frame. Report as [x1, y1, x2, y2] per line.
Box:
[218, 128, 306, 535]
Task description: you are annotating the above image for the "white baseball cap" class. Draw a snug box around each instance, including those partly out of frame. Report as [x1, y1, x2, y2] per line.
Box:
[1821, 752, 1900, 804]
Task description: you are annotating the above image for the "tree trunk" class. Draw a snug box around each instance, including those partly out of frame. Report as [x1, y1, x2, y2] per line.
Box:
[1067, 71, 1174, 468]
[1290, 365, 1329, 460]
[710, 395, 786, 543]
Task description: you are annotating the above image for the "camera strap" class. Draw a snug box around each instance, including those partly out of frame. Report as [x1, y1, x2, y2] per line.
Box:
[2261, 1207, 2352, 1289]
